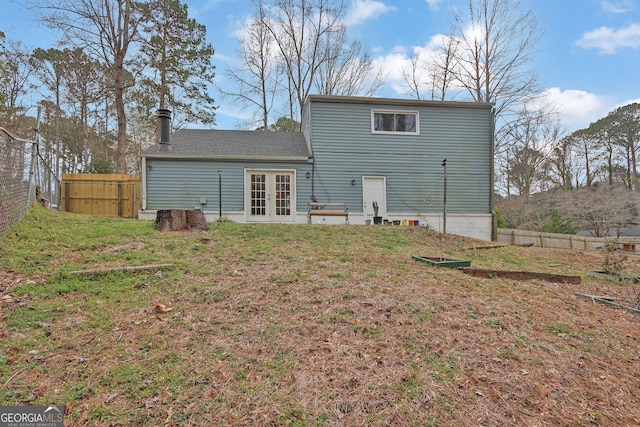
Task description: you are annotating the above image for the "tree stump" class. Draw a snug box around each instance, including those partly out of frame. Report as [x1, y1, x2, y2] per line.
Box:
[156, 209, 208, 232]
[186, 209, 208, 231]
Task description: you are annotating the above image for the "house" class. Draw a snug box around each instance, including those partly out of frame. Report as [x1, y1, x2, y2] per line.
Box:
[140, 95, 494, 240]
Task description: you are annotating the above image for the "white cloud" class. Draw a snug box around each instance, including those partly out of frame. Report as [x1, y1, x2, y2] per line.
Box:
[600, 0, 635, 13]
[344, 0, 396, 26]
[425, 0, 444, 11]
[371, 46, 415, 94]
[229, 17, 249, 41]
[370, 37, 452, 97]
[212, 104, 254, 129]
[541, 87, 608, 131]
[576, 23, 640, 54]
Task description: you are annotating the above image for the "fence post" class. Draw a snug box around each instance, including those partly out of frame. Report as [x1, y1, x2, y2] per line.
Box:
[132, 183, 137, 219]
[117, 182, 123, 217]
[64, 182, 71, 212]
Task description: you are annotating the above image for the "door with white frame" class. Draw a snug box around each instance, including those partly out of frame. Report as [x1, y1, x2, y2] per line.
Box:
[362, 176, 386, 221]
[246, 170, 295, 222]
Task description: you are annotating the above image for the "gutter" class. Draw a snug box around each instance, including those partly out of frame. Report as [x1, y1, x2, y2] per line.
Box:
[142, 154, 312, 162]
[307, 94, 493, 109]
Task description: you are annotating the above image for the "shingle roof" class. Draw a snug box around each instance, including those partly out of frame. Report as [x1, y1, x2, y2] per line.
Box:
[142, 129, 311, 160]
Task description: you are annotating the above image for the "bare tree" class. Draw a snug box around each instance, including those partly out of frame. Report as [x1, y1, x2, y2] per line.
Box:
[401, 54, 428, 100]
[0, 40, 34, 124]
[401, 35, 460, 101]
[314, 37, 384, 97]
[403, 0, 546, 199]
[247, 0, 384, 125]
[0, 31, 5, 111]
[496, 192, 550, 230]
[561, 185, 638, 237]
[506, 144, 549, 197]
[502, 104, 562, 196]
[430, 35, 460, 101]
[222, 2, 280, 130]
[37, 0, 149, 173]
[547, 135, 577, 189]
[446, 0, 543, 156]
[264, 0, 344, 120]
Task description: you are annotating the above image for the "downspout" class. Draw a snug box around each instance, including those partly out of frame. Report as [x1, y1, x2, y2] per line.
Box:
[311, 158, 317, 202]
[301, 100, 317, 202]
[490, 107, 497, 241]
[141, 156, 147, 211]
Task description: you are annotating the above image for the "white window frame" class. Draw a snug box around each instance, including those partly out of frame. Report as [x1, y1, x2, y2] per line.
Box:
[244, 168, 296, 223]
[371, 110, 420, 135]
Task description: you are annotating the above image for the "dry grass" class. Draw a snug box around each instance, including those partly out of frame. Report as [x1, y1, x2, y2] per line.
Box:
[1, 208, 639, 426]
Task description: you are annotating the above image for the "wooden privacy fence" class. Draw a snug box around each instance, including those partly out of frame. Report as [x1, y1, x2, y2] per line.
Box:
[61, 174, 141, 218]
[497, 228, 640, 252]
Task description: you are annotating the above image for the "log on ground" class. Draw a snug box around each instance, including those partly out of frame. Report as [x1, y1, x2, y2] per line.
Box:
[461, 268, 581, 284]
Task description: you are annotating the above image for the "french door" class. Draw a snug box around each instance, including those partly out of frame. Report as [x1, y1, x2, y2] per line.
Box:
[246, 170, 295, 222]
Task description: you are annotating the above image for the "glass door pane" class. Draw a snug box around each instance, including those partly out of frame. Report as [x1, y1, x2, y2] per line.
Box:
[250, 173, 266, 216]
[274, 174, 291, 216]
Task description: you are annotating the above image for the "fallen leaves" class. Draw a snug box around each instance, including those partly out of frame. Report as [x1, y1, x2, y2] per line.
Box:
[155, 303, 173, 314]
[103, 242, 145, 253]
[1, 293, 16, 303]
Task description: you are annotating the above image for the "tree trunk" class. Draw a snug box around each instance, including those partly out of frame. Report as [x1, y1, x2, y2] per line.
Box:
[114, 57, 128, 173]
[156, 209, 208, 232]
[186, 209, 208, 231]
[156, 209, 187, 232]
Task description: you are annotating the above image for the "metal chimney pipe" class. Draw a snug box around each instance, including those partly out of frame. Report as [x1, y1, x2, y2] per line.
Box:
[157, 109, 172, 151]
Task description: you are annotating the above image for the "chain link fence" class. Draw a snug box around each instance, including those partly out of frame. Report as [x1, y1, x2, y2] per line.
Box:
[0, 126, 60, 238]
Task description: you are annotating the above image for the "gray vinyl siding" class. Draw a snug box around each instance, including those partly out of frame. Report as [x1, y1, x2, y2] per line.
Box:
[308, 100, 493, 214]
[145, 159, 313, 211]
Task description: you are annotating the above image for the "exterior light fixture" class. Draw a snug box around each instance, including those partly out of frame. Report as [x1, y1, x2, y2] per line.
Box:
[351, 179, 356, 186]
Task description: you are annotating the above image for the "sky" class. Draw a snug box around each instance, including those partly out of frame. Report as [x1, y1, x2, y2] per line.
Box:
[1, 0, 639, 133]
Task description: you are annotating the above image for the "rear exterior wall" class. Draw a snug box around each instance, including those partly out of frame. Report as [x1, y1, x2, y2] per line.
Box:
[142, 158, 313, 214]
[307, 100, 493, 216]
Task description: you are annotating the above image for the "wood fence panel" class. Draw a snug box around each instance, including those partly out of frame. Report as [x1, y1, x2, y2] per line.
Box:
[61, 174, 140, 218]
[497, 228, 640, 252]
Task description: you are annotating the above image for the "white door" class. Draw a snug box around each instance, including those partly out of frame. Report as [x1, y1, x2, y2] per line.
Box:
[362, 176, 386, 219]
[246, 170, 295, 222]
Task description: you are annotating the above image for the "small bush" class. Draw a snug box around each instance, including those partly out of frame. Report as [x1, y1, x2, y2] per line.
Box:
[541, 208, 577, 235]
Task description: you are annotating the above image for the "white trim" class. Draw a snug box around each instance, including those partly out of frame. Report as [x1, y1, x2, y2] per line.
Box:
[371, 109, 420, 135]
[362, 175, 387, 218]
[244, 168, 297, 223]
[137, 210, 491, 240]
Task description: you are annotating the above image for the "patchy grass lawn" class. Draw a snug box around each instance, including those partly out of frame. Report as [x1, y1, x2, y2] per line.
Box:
[1, 206, 639, 426]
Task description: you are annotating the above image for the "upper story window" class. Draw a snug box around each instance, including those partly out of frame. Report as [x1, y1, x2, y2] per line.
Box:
[372, 110, 419, 134]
